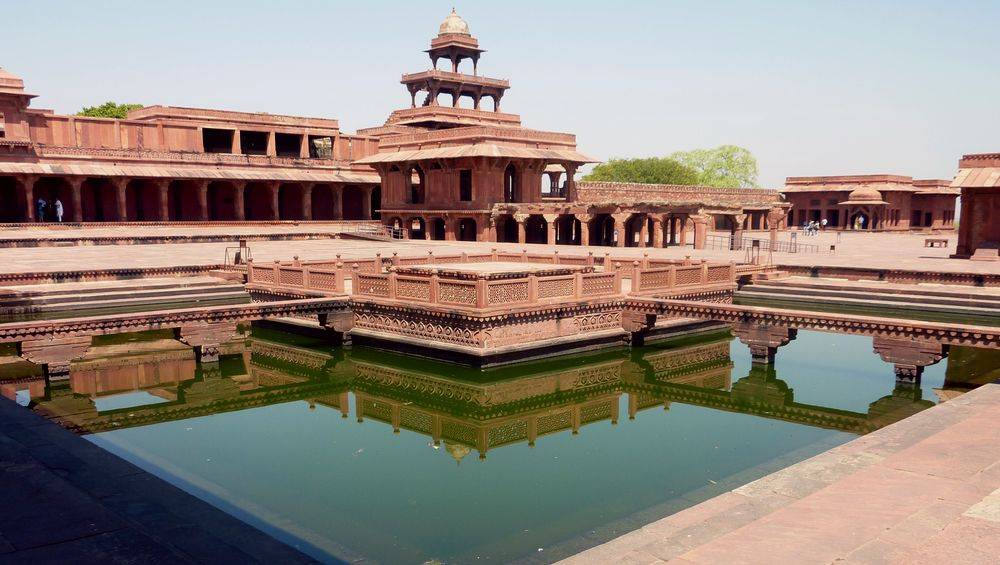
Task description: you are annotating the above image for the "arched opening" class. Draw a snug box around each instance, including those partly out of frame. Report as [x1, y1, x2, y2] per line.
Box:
[34, 177, 75, 222]
[408, 217, 426, 239]
[124, 179, 162, 221]
[503, 163, 519, 203]
[714, 214, 734, 232]
[80, 178, 117, 222]
[407, 165, 426, 205]
[494, 214, 518, 243]
[624, 214, 647, 247]
[167, 181, 200, 221]
[0, 177, 23, 222]
[311, 184, 336, 220]
[525, 215, 548, 244]
[244, 182, 275, 220]
[588, 214, 615, 246]
[555, 215, 581, 245]
[430, 218, 446, 240]
[849, 210, 870, 231]
[278, 183, 304, 221]
[457, 218, 477, 242]
[207, 181, 238, 221]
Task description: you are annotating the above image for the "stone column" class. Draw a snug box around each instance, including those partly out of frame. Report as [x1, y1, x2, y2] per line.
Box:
[445, 216, 457, 241]
[690, 214, 709, 250]
[544, 214, 558, 245]
[612, 213, 628, 247]
[638, 216, 649, 247]
[732, 213, 747, 250]
[301, 183, 314, 220]
[767, 208, 786, 249]
[269, 182, 280, 220]
[231, 130, 241, 154]
[578, 214, 591, 246]
[564, 164, 578, 201]
[21, 175, 37, 222]
[265, 132, 276, 157]
[299, 134, 310, 159]
[234, 181, 246, 221]
[515, 214, 527, 245]
[197, 180, 209, 221]
[360, 186, 373, 220]
[679, 216, 688, 246]
[156, 179, 170, 221]
[332, 185, 344, 220]
[68, 177, 84, 222]
[113, 178, 128, 221]
[652, 216, 664, 248]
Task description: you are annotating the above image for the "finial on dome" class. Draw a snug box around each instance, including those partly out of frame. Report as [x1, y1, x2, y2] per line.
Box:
[439, 7, 470, 35]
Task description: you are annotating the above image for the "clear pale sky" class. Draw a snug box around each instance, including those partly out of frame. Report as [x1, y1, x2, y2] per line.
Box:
[7, 0, 998, 186]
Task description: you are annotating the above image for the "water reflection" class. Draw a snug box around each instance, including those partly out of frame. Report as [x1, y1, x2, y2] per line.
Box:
[8, 327, 972, 447]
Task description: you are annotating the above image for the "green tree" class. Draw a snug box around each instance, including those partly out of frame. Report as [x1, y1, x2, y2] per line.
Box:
[582, 157, 700, 185]
[77, 101, 144, 119]
[669, 145, 759, 188]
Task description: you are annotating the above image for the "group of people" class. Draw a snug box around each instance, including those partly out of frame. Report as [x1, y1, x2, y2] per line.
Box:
[801, 218, 827, 236]
[35, 197, 64, 222]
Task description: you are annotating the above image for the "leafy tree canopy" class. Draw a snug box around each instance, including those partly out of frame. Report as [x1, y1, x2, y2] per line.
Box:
[582, 157, 699, 185]
[669, 145, 759, 188]
[77, 101, 144, 119]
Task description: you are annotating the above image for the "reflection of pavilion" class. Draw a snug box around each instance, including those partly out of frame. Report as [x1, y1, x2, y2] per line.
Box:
[11, 328, 965, 450]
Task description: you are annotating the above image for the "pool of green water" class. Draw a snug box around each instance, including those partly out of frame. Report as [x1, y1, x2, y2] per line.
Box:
[26, 325, 986, 564]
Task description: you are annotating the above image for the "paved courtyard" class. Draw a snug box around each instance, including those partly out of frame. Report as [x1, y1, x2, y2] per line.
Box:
[0, 227, 993, 276]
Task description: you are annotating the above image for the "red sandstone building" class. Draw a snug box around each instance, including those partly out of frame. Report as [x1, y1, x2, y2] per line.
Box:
[782, 175, 958, 231]
[0, 9, 976, 252]
[952, 153, 1000, 261]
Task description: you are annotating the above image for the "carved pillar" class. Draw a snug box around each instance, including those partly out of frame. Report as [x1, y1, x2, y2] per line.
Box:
[233, 181, 246, 221]
[732, 213, 747, 250]
[332, 185, 344, 220]
[231, 129, 241, 154]
[767, 208, 786, 249]
[360, 186, 373, 220]
[197, 180, 209, 221]
[612, 213, 628, 247]
[679, 216, 688, 246]
[301, 182, 314, 221]
[21, 175, 37, 222]
[178, 322, 240, 363]
[515, 214, 527, 245]
[652, 216, 664, 248]
[691, 214, 709, 250]
[445, 216, 457, 241]
[578, 214, 591, 246]
[733, 322, 797, 365]
[113, 178, 128, 221]
[67, 177, 84, 222]
[269, 182, 280, 220]
[564, 164, 578, 201]
[156, 179, 170, 221]
[543, 214, 558, 245]
[20, 335, 92, 379]
[638, 215, 649, 247]
[873, 337, 948, 387]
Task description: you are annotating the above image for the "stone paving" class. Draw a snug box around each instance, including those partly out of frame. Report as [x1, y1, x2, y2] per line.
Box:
[0, 396, 316, 563]
[560, 383, 1000, 564]
[1, 228, 994, 276]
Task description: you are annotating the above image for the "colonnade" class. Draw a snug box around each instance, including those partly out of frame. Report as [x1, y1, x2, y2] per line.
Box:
[0, 175, 379, 222]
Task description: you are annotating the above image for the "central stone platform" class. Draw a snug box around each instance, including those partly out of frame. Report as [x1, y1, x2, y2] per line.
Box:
[395, 262, 592, 279]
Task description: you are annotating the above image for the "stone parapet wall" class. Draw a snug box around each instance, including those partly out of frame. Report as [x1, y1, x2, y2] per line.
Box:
[576, 182, 783, 208]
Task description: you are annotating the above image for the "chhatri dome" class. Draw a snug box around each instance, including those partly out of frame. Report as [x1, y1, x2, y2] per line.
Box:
[840, 185, 887, 205]
[439, 8, 470, 35]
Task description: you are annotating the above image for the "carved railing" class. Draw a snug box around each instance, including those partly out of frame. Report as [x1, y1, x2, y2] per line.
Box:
[352, 269, 622, 308]
[249, 249, 740, 299]
[35, 145, 355, 169]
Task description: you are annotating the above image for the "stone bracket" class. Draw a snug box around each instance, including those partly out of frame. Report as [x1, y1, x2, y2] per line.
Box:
[178, 322, 240, 363]
[19, 335, 93, 379]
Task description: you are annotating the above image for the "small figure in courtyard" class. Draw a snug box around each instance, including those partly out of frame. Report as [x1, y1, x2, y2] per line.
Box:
[820, 218, 828, 230]
[36, 198, 47, 222]
[54, 199, 64, 222]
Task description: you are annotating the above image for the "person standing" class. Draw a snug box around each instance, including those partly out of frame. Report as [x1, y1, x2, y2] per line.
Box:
[54, 198, 64, 223]
[36, 198, 47, 222]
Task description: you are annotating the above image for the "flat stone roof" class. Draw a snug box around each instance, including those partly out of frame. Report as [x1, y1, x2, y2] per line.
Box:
[395, 261, 591, 279]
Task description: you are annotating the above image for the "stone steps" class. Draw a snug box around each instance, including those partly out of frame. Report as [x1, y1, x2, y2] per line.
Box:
[737, 278, 1000, 324]
[0, 277, 250, 322]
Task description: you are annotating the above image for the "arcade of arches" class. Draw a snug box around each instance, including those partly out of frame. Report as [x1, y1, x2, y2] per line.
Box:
[385, 207, 788, 249]
[1, 175, 380, 222]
